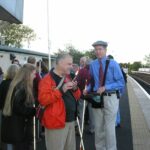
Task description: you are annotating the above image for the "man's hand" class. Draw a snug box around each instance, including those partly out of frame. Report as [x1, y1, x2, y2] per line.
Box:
[72, 81, 78, 91]
[97, 86, 105, 95]
[83, 89, 88, 95]
[62, 81, 78, 93]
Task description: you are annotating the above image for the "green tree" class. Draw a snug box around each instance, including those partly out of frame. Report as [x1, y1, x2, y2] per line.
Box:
[0, 22, 36, 48]
[130, 61, 142, 71]
[144, 54, 150, 67]
[66, 45, 84, 64]
[84, 49, 97, 60]
[55, 44, 84, 64]
[0, 20, 9, 31]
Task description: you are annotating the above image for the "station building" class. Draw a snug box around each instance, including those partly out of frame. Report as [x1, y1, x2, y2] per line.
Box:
[0, 45, 56, 73]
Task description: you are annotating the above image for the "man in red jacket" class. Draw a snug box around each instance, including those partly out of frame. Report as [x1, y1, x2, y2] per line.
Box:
[38, 53, 81, 150]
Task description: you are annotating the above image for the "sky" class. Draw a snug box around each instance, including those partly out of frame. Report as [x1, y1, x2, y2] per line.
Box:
[23, 0, 150, 63]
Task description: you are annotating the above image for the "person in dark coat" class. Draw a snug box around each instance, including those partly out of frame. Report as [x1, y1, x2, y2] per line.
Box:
[27, 57, 43, 139]
[0, 64, 20, 109]
[37, 60, 49, 78]
[0, 64, 19, 150]
[0, 67, 4, 84]
[2, 63, 36, 150]
[11, 59, 21, 67]
[36, 60, 49, 138]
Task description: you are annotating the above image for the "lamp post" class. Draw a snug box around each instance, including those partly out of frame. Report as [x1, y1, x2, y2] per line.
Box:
[47, 0, 51, 70]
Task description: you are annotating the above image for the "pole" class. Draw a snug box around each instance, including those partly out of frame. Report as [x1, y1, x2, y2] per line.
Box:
[80, 80, 88, 149]
[47, 0, 51, 70]
[80, 100, 86, 148]
[33, 104, 36, 150]
[77, 117, 85, 150]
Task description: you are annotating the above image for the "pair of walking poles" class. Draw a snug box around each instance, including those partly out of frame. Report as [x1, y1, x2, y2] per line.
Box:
[72, 73, 87, 150]
[77, 99, 86, 150]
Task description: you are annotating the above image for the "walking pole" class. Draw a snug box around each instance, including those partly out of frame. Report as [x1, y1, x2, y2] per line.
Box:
[79, 80, 88, 150]
[80, 99, 86, 148]
[33, 104, 36, 150]
[77, 117, 85, 150]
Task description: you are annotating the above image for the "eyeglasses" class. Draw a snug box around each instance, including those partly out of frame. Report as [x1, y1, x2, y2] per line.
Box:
[95, 48, 105, 51]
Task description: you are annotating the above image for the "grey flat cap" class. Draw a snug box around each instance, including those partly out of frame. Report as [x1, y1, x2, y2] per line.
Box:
[92, 40, 108, 47]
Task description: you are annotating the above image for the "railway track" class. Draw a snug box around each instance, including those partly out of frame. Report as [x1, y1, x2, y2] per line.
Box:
[130, 72, 150, 94]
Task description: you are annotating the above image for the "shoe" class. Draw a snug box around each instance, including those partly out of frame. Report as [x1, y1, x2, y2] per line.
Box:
[86, 130, 94, 134]
[75, 127, 80, 136]
[116, 124, 121, 128]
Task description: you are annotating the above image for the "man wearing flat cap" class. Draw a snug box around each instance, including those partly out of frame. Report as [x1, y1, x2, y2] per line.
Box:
[92, 40, 108, 48]
[84, 40, 125, 150]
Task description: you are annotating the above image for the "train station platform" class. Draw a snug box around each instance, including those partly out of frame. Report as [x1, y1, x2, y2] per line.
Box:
[127, 76, 150, 150]
[36, 76, 150, 150]
[1, 75, 149, 150]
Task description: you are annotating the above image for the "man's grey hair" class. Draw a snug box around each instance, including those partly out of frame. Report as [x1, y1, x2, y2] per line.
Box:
[80, 56, 91, 65]
[56, 53, 72, 64]
[27, 56, 36, 64]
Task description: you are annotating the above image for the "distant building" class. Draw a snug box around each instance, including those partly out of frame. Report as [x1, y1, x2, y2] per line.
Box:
[0, 45, 56, 73]
[0, 0, 24, 23]
[138, 68, 150, 73]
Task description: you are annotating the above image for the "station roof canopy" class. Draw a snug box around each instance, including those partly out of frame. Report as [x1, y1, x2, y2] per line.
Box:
[0, 45, 55, 60]
[0, 5, 21, 24]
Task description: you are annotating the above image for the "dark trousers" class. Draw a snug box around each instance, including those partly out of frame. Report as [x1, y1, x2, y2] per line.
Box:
[13, 141, 33, 150]
[13, 118, 34, 150]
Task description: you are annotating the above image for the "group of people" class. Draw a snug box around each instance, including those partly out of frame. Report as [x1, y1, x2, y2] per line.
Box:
[0, 40, 125, 150]
[0, 57, 48, 150]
